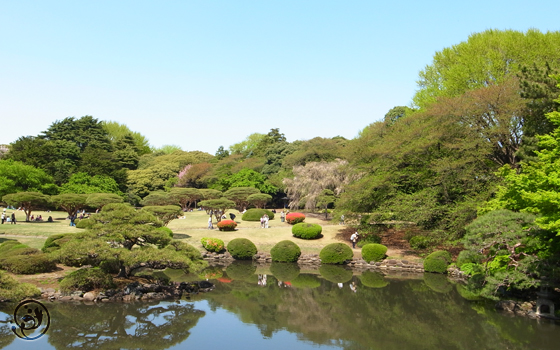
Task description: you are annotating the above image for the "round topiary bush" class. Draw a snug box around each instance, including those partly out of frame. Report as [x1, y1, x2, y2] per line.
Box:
[270, 240, 301, 262]
[319, 243, 353, 264]
[270, 262, 300, 281]
[361, 243, 388, 263]
[359, 271, 389, 288]
[227, 238, 258, 260]
[456, 250, 483, 268]
[59, 268, 115, 292]
[423, 273, 453, 293]
[291, 274, 321, 289]
[319, 265, 353, 283]
[217, 219, 237, 231]
[423, 250, 452, 274]
[285, 212, 305, 225]
[241, 208, 275, 221]
[291, 223, 323, 240]
[226, 261, 257, 282]
[201, 237, 226, 253]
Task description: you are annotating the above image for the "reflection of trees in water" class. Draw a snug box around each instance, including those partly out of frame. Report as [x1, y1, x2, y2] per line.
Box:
[205, 271, 555, 350]
[0, 311, 15, 349]
[46, 301, 204, 350]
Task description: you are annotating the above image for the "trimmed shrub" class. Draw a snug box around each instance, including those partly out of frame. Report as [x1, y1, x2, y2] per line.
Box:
[292, 223, 322, 240]
[155, 226, 174, 238]
[319, 265, 353, 283]
[270, 262, 300, 281]
[319, 243, 353, 264]
[456, 250, 483, 268]
[226, 261, 257, 282]
[242, 208, 275, 221]
[42, 233, 73, 253]
[359, 271, 389, 288]
[227, 238, 257, 260]
[0, 254, 57, 274]
[285, 212, 305, 225]
[356, 234, 381, 248]
[201, 237, 226, 253]
[291, 274, 321, 289]
[423, 273, 453, 293]
[270, 240, 301, 262]
[423, 250, 452, 274]
[409, 236, 429, 250]
[217, 219, 237, 231]
[361, 243, 388, 263]
[59, 268, 115, 292]
[76, 218, 94, 229]
[0, 271, 40, 302]
[0, 240, 25, 253]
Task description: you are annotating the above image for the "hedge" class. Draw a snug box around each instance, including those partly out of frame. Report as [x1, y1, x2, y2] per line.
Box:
[292, 223, 322, 240]
[0, 254, 57, 274]
[76, 218, 95, 229]
[242, 208, 275, 221]
[270, 240, 301, 262]
[319, 243, 353, 264]
[423, 250, 452, 274]
[227, 238, 257, 260]
[217, 219, 237, 231]
[59, 268, 115, 292]
[42, 233, 73, 253]
[286, 212, 305, 225]
[0, 271, 40, 302]
[201, 237, 226, 253]
[361, 244, 387, 263]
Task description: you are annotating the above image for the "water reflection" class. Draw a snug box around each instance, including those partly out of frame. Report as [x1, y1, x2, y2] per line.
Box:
[0, 263, 558, 350]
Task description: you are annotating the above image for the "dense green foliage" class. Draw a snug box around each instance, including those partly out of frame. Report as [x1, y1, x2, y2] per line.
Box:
[319, 243, 353, 264]
[361, 243, 387, 262]
[59, 268, 115, 292]
[227, 238, 257, 260]
[0, 241, 56, 274]
[270, 240, 301, 262]
[241, 208, 275, 221]
[423, 251, 452, 274]
[291, 223, 322, 240]
[201, 237, 225, 253]
[0, 270, 40, 302]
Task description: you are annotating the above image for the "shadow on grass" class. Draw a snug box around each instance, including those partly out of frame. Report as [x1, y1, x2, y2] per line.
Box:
[173, 233, 192, 239]
[0, 237, 17, 244]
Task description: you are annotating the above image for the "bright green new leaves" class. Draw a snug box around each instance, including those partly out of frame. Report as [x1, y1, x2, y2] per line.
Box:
[0, 160, 58, 197]
[487, 95, 560, 235]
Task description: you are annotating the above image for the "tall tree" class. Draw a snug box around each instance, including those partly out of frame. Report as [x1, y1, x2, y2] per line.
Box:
[0, 160, 58, 198]
[2, 192, 50, 221]
[51, 193, 89, 217]
[224, 187, 260, 211]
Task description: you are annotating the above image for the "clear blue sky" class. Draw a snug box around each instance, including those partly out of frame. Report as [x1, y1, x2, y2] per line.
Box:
[1, 0, 559, 154]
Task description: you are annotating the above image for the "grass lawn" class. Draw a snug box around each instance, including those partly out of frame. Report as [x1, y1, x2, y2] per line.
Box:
[0, 208, 359, 256]
[168, 209, 350, 255]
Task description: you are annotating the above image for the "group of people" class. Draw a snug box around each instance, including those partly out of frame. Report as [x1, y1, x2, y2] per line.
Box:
[260, 214, 270, 228]
[1, 210, 16, 224]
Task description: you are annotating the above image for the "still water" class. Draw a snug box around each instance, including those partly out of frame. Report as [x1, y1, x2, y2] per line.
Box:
[1, 262, 558, 350]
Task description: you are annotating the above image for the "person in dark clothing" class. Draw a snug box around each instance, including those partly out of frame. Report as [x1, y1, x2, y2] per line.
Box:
[11, 212, 16, 224]
[229, 213, 236, 221]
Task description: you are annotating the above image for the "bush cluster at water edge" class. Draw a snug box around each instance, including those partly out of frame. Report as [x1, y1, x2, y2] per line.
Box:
[270, 240, 301, 262]
[227, 238, 257, 260]
[423, 250, 452, 274]
[319, 243, 353, 264]
[361, 243, 387, 263]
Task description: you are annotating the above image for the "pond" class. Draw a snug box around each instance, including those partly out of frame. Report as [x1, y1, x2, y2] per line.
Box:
[1, 262, 558, 350]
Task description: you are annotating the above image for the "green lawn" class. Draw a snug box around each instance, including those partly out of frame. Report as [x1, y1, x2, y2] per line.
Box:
[168, 209, 348, 255]
[0, 208, 354, 256]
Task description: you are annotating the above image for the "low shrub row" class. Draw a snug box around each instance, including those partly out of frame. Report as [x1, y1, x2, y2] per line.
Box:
[0, 240, 57, 274]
